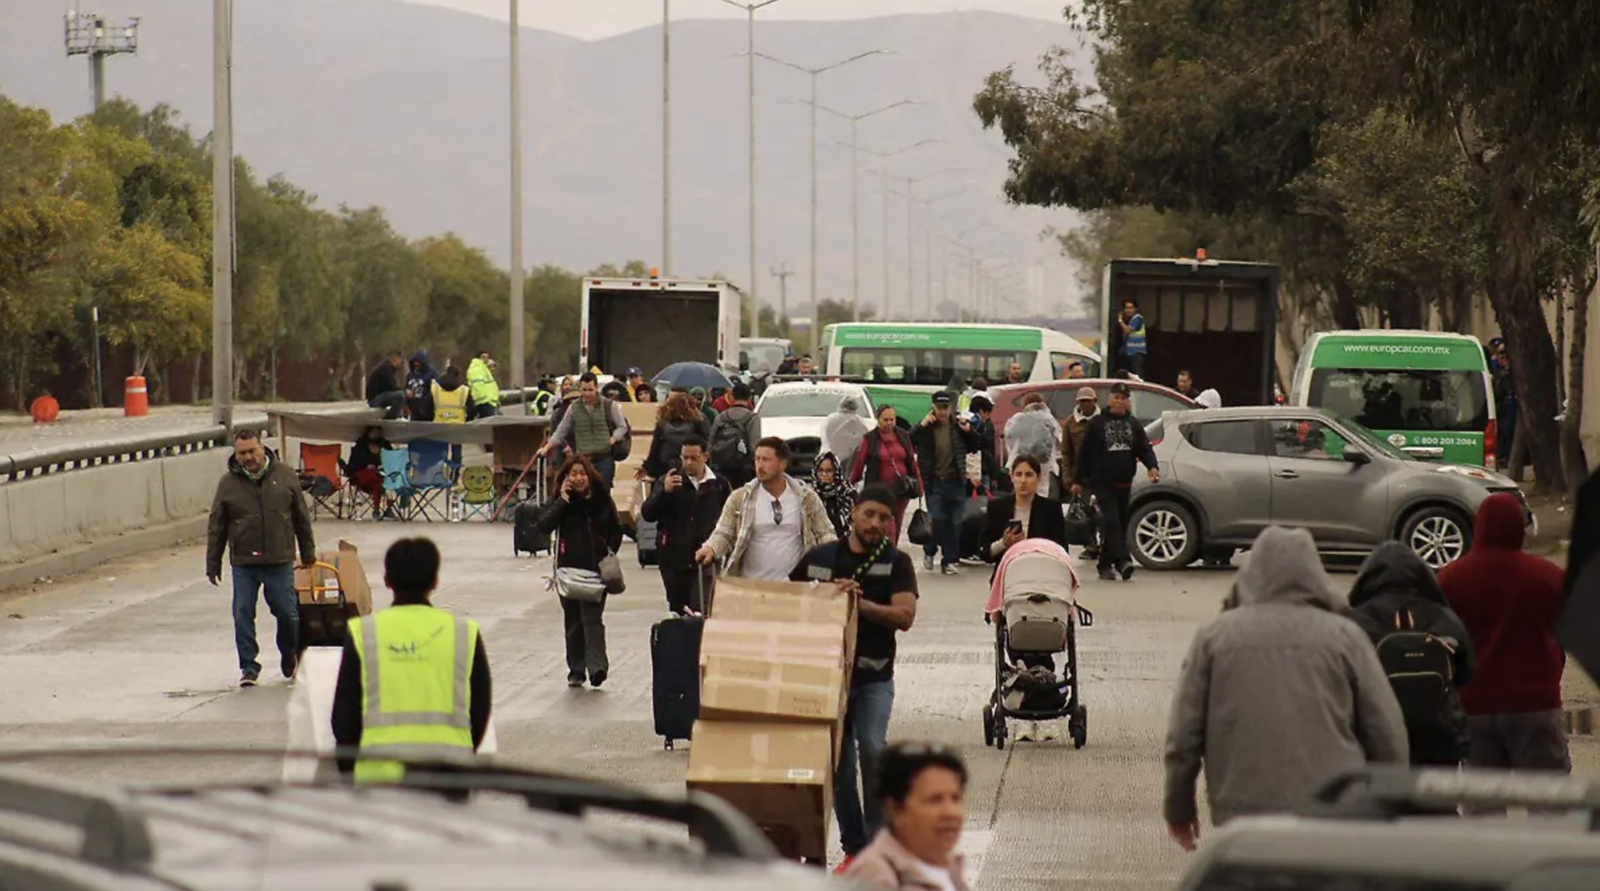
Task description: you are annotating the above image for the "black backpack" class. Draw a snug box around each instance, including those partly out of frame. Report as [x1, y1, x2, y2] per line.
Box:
[1374, 609, 1457, 736]
[710, 411, 755, 474]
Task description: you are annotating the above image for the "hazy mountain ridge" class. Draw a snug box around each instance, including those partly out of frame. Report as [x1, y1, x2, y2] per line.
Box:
[0, 0, 1087, 311]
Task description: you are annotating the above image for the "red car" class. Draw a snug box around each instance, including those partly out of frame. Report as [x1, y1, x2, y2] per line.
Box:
[986, 378, 1201, 464]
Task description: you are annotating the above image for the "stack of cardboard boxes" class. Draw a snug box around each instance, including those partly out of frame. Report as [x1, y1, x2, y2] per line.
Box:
[612, 401, 658, 526]
[686, 578, 857, 862]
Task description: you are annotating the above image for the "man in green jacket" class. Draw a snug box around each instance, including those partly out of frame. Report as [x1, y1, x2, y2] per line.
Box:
[466, 351, 501, 421]
[206, 429, 316, 687]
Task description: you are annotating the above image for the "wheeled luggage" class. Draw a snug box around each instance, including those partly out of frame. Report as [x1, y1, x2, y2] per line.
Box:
[512, 500, 550, 556]
[650, 613, 703, 749]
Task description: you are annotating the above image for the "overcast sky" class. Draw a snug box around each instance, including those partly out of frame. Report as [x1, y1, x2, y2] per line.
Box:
[404, 0, 1069, 40]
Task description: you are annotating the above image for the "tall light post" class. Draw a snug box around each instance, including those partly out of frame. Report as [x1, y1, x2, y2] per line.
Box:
[65, 11, 140, 112]
[211, 0, 234, 426]
[508, 0, 526, 391]
[662, 0, 672, 275]
[716, 0, 787, 338]
[853, 140, 937, 319]
[807, 100, 917, 321]
[756, 50, 888, 356]
[899, 189, 975, 320]
[900, 168, 963, 320]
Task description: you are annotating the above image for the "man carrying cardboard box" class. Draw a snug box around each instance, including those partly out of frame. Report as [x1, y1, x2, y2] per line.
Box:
[790, 483, 918, 869]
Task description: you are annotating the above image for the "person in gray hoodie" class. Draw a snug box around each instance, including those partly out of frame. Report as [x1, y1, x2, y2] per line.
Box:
[823, 394, 872, 471]
[1163, 526, 1408, 851]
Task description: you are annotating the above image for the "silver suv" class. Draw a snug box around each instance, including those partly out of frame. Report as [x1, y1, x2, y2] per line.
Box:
[1128, 407, 1531, 571]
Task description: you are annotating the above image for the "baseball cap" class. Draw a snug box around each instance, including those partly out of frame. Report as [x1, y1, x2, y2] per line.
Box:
[1109, 382, 1130, 396]
[626, 367, 643, 377]
[931, 390, 954, 407]
[1076, 387, 1097, 402]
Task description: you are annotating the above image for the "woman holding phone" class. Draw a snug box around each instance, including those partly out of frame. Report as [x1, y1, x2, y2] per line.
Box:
[983, 454, 1069, 562]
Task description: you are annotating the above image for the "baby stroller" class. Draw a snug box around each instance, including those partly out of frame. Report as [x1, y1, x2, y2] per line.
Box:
[981, 544, 1093, 750]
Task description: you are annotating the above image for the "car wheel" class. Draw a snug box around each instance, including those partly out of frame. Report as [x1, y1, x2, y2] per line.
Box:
[1401, 507, 1472, 569]
[1129, 500, 1201, 570]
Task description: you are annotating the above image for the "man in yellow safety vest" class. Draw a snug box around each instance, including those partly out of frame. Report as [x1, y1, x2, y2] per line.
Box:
[331, 537, 492, 783]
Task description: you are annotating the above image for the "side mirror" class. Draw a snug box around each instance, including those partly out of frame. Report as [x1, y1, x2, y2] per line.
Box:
[1342, 444, 1370, 465]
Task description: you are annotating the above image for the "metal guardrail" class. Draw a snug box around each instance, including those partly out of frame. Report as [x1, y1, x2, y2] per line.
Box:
[1, 390, 548, 484]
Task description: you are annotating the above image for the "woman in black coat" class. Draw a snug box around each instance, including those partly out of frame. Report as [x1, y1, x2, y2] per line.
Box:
[643, 392, 712, 479]
[983, 454, 1069, 562]
[536, 453, 624, 689]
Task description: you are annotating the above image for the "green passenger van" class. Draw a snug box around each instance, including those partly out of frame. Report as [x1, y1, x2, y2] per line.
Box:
[1289, 330, 1497, 467]
[818, 323, 1099, 422]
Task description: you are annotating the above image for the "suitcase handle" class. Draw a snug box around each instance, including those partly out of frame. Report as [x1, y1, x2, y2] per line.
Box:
[297, 561, 346, 606]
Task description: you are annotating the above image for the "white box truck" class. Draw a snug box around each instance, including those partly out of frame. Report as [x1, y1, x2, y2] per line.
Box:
[579, 276, 743, 378]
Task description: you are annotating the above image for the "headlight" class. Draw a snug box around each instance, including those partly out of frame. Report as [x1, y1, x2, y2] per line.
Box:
[1435, 464, 1494, 482]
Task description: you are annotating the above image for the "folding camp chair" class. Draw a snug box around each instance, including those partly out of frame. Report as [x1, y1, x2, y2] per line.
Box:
[298, 443, 345, 519]
[406, 439, 458, 522]
[458, 465, 497, 521]
[379, 448, 416, 521]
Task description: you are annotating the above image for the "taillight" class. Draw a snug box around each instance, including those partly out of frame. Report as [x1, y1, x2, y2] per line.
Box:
[1484, 419, 1497, 469]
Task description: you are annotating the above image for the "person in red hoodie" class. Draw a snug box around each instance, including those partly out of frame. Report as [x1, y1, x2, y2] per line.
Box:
[1437, 492, 1569, 774]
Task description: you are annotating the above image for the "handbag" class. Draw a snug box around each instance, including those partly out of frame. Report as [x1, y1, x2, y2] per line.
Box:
[907, 503, 933, 545]
[551, 567, 606, 603]
[593, 519, 626, 594]
[1064, 497, 1097, 547]
[887, 436, 922, 500]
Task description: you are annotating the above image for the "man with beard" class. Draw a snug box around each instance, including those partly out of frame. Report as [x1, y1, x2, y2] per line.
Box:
[792, 484, 919, 871]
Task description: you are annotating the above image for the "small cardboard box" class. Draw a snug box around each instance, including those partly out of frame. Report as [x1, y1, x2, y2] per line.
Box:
[700, 655, 846, 725]
[686, 720, 833, 862]
[294, 539, 374, 616]
[619, 401, 658, 435]
[708, 577, 854, 628]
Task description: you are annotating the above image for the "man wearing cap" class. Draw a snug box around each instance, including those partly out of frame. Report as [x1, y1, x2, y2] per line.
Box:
[911, 390, 981, 575]
[624, 368, 647, 401]
[1071, 381, 1159, 580]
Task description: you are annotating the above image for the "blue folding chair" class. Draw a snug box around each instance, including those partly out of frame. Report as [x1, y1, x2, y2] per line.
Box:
[379, 448, 416, 520]
[407, 439, 458, 521]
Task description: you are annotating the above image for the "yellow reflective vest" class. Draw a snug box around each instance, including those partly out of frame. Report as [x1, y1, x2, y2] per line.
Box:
[349, 605, 480, 784]
[432, 382, 469, 424]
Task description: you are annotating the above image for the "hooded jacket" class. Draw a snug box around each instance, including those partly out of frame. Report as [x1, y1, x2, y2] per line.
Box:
[822, 396, 871, 469]
[404, 351, 438, 420]
[1163, 526, 1408, 827]
[205, 449, 316, 577]
[1348, 541, 1477, 764]
[1438, 492, 1564, 715]
[466, 357, 501, 408]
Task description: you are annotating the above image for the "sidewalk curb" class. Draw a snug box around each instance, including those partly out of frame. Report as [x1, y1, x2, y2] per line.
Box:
[0, 515, 208, 594]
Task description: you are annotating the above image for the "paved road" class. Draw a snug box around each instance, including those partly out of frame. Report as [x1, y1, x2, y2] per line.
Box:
[0, 402, 367, 451]
[1, 524, 1595, 889]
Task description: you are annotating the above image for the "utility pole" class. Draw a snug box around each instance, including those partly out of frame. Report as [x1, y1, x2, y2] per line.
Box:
[65, 10, 140, 112]
[770, 262, 795, 323]
[508, 0, 526, 392]
[210, 0, 234, 426]
[662, 0, 673, 276]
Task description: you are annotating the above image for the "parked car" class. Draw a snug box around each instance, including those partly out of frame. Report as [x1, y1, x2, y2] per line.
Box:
[1126, 406, 1533, 571]
[1171, 765, 1600, 891]
[988, 378, 1200, 464]
[0, 748, 840, 891]
[755, 380, 875, 475]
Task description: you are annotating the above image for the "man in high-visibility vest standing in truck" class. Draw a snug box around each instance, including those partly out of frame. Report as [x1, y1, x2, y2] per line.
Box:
[331, 537, 492, 782]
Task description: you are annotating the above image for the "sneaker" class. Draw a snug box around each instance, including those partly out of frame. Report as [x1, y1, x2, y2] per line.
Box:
[589, 670, 607, 688]
[239, 671, 259, 688]
[941, 564, 958, 576]
[1119, 562, 1136, 581]
[1040, 722, 1062, 742]
[833, 855, 855, 875]
[960, 556, 985, 566]
[1016, 722, 1038, 742]
[1097, 566, 1117, 581]
[566, 674, 584, 688]
[923, 555, 935, 571]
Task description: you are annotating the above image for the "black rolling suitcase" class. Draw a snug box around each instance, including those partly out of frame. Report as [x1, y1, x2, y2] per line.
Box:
[651, 573, 708, 749]
[513, 501, 549, 556]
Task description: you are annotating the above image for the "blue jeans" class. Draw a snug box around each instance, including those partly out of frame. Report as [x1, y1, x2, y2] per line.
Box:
[231, 564, 299, 676]
[923, 478, 967, 567]
[590, 455, 617, 490]
[835, 678, 895, 856]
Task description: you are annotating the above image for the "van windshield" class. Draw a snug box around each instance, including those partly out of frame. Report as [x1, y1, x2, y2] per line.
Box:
[1308, 368, 1488, 433]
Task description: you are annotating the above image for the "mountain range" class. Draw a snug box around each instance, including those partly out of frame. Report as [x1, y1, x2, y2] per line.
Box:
[0, 0, 1089, 316]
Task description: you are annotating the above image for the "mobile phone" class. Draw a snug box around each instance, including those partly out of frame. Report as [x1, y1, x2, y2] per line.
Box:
[1006, 519, 1024, 534]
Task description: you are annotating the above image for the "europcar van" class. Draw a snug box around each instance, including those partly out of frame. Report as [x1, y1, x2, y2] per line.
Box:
[1290, 330, 1497, 467]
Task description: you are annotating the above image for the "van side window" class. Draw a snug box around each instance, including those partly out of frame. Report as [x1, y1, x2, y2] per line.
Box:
[1182, 420, 1258, 456]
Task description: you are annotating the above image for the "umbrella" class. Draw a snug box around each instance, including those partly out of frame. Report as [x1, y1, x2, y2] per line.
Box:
[651, 361, 733, 392]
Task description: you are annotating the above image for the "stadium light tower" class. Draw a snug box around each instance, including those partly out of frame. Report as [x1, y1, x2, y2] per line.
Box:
[64, 10, 141, 111]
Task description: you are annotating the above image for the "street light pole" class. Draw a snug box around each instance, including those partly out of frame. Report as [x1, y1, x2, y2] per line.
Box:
[662, 0, 672, 275]
[717, 0, 786, 339]
[210, 0, 234, 426]
[509, 0, 525, 391]
[808, 100, 916, 321]
[760, 51, 886, 353]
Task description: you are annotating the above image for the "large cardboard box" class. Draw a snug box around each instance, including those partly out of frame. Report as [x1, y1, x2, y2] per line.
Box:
[700, 655, 846, 725]
[709, 577, 855, 627]
[686, 720, 833, 862]
[619, 401, 658, 435]
[294, 539, 374, 616]
[700, 620, 847, 668]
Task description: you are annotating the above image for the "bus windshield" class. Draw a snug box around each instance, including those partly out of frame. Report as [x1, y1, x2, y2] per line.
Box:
[1308, 368, 1488, 433]
[839, 348, 1039, 386]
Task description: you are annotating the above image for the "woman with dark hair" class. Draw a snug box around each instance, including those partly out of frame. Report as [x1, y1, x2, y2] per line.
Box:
[644, 391, 711, 479]
[634, 384, 656, 403]
[810, 451, 854, 540]
[535, 454, 623, 689]
[842, 742, 971, 890]
[849, 404, 923, 542]
[983, 454, 1069, 561]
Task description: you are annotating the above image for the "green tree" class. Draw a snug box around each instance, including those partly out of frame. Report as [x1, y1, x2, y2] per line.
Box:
[416, 233, 509, 371]
[529, 264, 583, 373]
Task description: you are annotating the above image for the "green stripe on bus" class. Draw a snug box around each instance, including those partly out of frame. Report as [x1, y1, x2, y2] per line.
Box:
[1310, 335, 1485, 370]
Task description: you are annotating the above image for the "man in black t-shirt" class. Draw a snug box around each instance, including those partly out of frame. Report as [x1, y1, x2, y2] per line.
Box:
[791, 484, 918, 867]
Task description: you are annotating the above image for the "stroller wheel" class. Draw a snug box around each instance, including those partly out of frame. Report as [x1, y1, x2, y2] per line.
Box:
[1069, 704, 1088, 750]
[995, 717, 1007, 751]
[982, 706, 995, 747]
